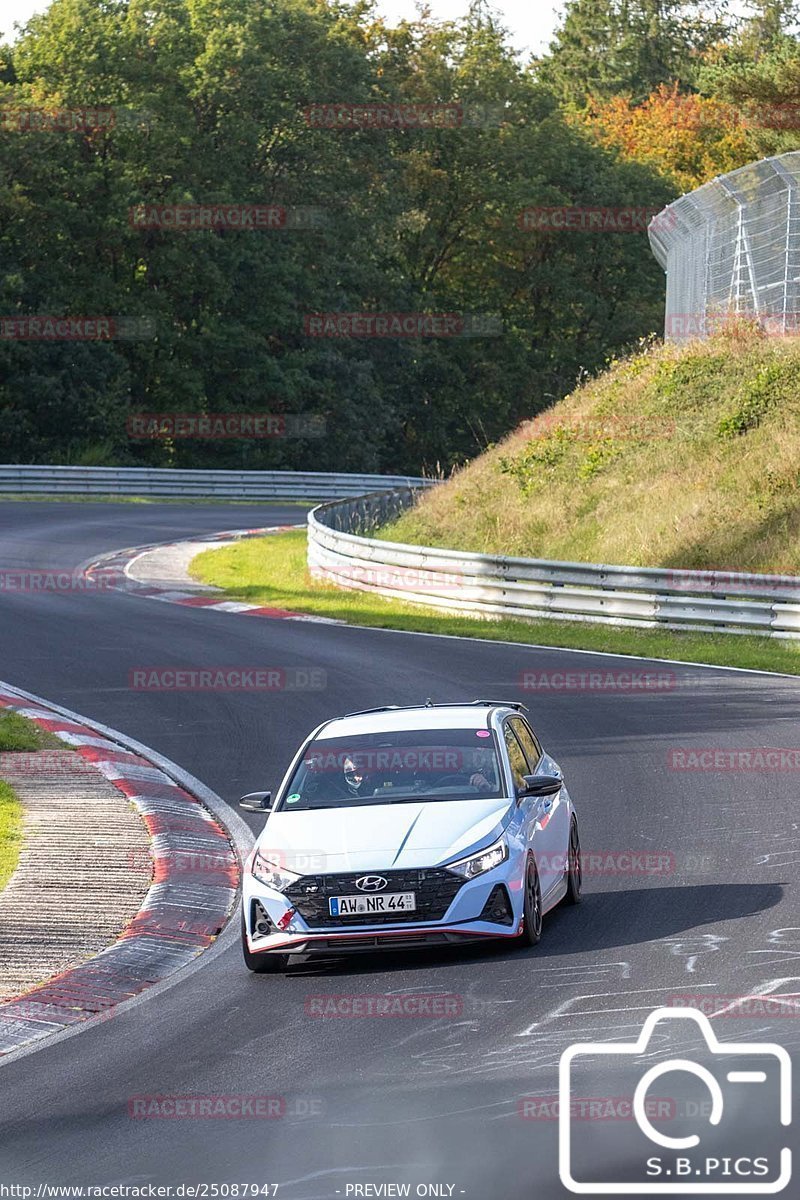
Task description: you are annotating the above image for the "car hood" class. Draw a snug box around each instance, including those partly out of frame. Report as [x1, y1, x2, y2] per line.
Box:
[257, 797, 513, 874]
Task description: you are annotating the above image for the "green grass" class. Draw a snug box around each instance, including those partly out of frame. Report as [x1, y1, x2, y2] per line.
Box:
[0, 711, 71, 891]
[0, 780, 23, 891]
[191, 529, 800, 676]
[384, 329, 800, 575]
[0, 710, 66, 751]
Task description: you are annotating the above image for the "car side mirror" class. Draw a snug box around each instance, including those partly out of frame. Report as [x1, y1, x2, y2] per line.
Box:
[239, 791, 272, 813]
[518, 774, 562, 798]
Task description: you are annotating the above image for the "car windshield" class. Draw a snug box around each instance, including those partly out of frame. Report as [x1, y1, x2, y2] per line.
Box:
[278, 727, 506, 810]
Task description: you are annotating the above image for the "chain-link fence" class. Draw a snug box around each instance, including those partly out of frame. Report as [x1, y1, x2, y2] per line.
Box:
[648, 151, 800, 341]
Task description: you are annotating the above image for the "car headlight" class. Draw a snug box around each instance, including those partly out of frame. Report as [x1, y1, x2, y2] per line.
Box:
[251, 848, 301, 892]
[448, 835, 509, 879]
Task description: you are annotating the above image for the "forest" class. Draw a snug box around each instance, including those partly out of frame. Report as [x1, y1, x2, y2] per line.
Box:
[0, 0, 797, 473]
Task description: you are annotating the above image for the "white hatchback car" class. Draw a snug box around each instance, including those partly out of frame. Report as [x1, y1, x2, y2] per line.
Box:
[239, 700, 581, 971]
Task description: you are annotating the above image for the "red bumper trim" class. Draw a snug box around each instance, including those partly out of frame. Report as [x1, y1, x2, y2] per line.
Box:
[248, 923, 521, 954]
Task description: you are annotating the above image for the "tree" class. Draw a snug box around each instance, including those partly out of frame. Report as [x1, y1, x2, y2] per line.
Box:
[739, 0, 800, 54]
[0, 0, 676, 474]
[575, 83, 752, 191]
[537, 0, 733, 105]
[701, 33, 800, 157]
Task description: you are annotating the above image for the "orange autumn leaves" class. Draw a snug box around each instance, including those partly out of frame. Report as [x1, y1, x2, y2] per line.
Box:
[573, 84, 752, 193]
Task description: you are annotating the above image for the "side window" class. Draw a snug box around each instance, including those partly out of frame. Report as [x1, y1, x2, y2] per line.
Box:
[510, 717, 542, 771]
[503, 723, 529, 791]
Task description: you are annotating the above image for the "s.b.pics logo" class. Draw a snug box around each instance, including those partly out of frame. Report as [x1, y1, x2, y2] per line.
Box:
[559, 1007, 791, 1193]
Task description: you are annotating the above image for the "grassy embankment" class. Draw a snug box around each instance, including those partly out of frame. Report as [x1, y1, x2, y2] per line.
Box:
[387, 330, 800, 571]
[191, 329, 800, 677]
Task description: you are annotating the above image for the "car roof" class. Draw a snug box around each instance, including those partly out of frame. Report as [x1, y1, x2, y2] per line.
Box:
[314, 702, 525, 741]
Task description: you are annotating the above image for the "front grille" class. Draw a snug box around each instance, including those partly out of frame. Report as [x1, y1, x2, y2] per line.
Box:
[285, 868, 464, 928]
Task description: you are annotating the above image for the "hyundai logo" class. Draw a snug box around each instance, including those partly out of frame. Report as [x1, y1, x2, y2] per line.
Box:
[355, 875, 388, 892]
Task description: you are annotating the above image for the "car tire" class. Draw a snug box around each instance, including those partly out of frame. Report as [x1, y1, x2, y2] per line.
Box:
[241, 913, 289, 973]
[564, 818, 582, 905]
[520, 856, 542, 945]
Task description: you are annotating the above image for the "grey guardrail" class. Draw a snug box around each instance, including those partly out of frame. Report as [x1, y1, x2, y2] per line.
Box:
[307, 489, 800, 639]
[0, 465, 432, 501]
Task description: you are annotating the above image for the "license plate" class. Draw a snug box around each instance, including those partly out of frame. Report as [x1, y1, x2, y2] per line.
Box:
[329, 892, 416, 916]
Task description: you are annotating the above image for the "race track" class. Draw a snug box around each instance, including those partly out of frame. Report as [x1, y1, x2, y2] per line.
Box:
[0, 502, 797, 1199]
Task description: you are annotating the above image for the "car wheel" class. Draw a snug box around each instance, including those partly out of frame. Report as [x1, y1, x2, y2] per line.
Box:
[241, 913, 289, 973]
[520, 856, 542, 945]
[564, 818, 582, 905]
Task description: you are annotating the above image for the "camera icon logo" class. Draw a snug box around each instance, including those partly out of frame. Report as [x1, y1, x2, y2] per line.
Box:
[559, 1006, 792, 1194]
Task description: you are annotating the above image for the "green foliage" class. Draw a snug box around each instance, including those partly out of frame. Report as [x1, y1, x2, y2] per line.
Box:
[651, 353, 733, 409]
[716, 362, 789, 438]
[536, 0, 732, 105]
[498, 424, 618, 491]
[0, 711, 65, 751]
[698, 3, 800, 156]
[0, 0, 672, 474]
[4, 0, 800, 477]
[0, 779, 23, 892]
[578, 435, 616, 477]
[498, 426, 578, 493]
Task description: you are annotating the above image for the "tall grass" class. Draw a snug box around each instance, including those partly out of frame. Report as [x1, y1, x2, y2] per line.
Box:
[386, 330, 800, 574]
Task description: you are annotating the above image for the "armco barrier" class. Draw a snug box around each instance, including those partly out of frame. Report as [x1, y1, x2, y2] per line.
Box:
[307, 490, 800, 639]
[0, 465, 432, 501]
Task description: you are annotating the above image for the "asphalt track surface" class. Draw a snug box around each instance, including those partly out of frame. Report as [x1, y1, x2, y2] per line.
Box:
[0, 501, 798, 1199]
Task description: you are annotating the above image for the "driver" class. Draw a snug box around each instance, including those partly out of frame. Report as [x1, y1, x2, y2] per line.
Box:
[465, 748, 497, 793]
[342, 754, 376, 797]
[299, 751, 378, 802]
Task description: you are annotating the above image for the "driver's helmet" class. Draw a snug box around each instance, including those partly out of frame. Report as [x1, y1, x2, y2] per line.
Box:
[343, 754, 365, 793]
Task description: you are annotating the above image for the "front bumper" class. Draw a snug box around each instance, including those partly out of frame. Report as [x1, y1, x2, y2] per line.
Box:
[242, 860, 524, 957]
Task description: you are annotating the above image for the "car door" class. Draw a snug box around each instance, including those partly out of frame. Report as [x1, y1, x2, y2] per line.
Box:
[508, 716, 568, 903]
